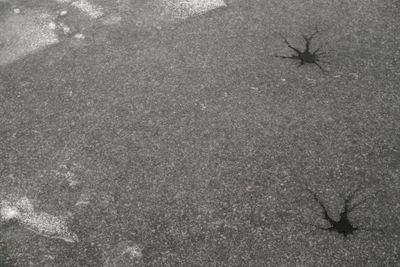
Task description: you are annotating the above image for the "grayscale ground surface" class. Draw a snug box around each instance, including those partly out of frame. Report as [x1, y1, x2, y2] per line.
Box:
[0, 0, 399, 266]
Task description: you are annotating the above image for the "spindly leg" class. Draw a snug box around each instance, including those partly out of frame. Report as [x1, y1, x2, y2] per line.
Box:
[280, 34, 302, 54]
[313, 47, 321, 54]
[347, 190, 380, 213]
[275, 55, 299, 60]
[306, 188, 336, 226]
[303, 36, 311, 51]
[314, 62, 327, 73]
[343, 186, 362, 213]
[302, 26, 319, 51]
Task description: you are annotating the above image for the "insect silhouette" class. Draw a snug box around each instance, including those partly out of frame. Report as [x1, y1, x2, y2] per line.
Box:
[305, 187, 380, 237]
[276, 27, 327, 73]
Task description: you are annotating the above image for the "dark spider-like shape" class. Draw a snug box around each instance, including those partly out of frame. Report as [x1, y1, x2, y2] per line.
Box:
[306, 187, 378, 237]
[276, 28, 327, 73]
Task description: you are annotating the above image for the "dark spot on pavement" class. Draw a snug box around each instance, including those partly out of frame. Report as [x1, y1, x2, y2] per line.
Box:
[306, 186, 381, 237]
[276, 27, 328, 73]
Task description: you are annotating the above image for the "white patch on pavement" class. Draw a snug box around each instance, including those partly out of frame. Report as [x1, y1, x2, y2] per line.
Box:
[74, 33, 85, 39]
[0, 196, 78, 243]
[165, 0, 226, 19]
[124, 246, 143, 259]
[61, 24, 72, 35]
[0, 0, 226, 65]
[104, 241, 143, 266]
[0, 11, 59, 66]
[48, 22, 57, 30]
[0, 206, 20, 220]
[71, 0, 104, 19]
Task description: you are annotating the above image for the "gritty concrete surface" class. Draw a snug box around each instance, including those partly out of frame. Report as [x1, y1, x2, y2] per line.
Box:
[0, 0, 400, 266]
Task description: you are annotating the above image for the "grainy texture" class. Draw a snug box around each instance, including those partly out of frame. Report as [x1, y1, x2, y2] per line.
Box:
[0, 0, 399, 266]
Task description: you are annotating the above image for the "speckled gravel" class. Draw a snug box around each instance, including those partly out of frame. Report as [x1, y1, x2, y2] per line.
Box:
[0, 0, 399, 266]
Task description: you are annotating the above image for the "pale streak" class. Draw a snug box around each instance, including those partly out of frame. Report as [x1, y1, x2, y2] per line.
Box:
[165, 0, 227, 19]
[0, 12, 59, 66]
[1, 197, 78, 243]
[71, 0, 104, 19]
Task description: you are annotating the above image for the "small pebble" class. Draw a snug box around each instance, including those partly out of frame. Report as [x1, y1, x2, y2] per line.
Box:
[48, 22, 57, 30]
[62, 25, 71, 35]
[74, 33, 85, 40]
[60, 10, 68, 16]
[13, 8, 21, 14]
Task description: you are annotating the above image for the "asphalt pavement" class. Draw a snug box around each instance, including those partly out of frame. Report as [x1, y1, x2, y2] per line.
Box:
[0, 0, 399, 266]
